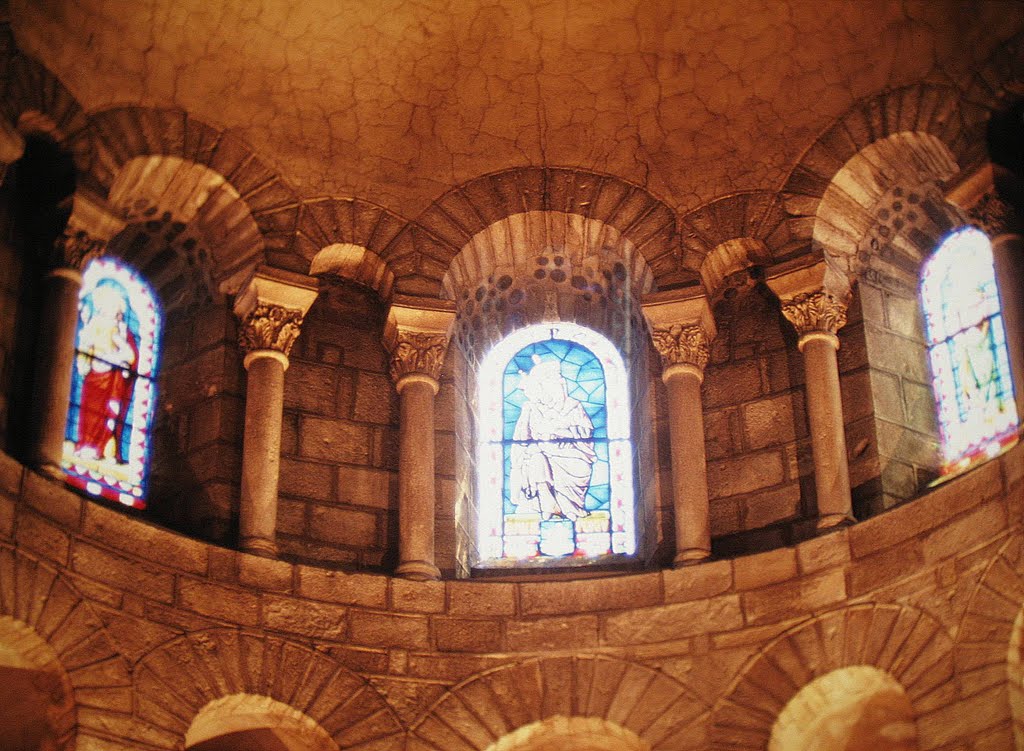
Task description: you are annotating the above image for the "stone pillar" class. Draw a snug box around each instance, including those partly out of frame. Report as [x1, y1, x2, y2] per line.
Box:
[643, 292, 716, 566]
[770, 267, 853, 530]
[0, 118, 24, 187]
[31, 193, 124, 479]
[385, 298, 455, 581]
[234, 270, 318, 557]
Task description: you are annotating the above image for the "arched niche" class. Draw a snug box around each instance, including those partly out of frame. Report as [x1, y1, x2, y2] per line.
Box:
[185, 693, 339, 751]
[769, 665, 918, 751]
[485, 716, 650, 751]
[0, 616, 76, 751]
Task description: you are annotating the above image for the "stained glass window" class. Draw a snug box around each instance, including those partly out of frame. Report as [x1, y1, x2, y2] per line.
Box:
[62, 258, 161, 508]
[920, 226, 1019, 474]
[478, 323, 635, 562]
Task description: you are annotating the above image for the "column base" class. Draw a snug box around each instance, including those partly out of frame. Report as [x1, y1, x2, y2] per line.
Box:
[674, 548, 712, 567]
[815, 513, 852, 532]
[396, 560, 441, 581]
[240, 536, 278, 558]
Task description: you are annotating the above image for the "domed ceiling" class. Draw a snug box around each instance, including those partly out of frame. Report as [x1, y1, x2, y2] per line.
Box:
[9, 0, 1024, 220]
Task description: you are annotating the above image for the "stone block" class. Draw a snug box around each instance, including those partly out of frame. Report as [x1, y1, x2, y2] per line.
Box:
[603, 595, 743, 645]
[279, 456, 334, 501]
[86, 502, 208, 574]
[917, 684, 1008, 749]
[299, 416, 373, 464]
[342, 330, 389, 373]
[864, 325, 931, 383]
[875, 419, 939, 470]
[284, 361, 339, 414]
[353, 370, 399, 425]
[0, 494, 13, 538]
[702, 408, 734, 460]
[709, 497, 741, 536]
[276, 497, 307, 536]
[708, 451, 785, 500]
[238, 553, 293, 593]
[297, 567, 388, 608]
[704, 359, 763, 409]
[15, 511, 70, 565]
[447, 581, 517, 616]
[0, 451, 23, 496]
[846, 540, 925, 598]
[663, 559, 733, 603]
[72, 542, 175, 604]
[922, 501, 1006, 565]
[867, 368, 904, 423]
[338, 465, 397, 509]
[22, 471, 81, 529]
[838, 369, 873, 423]
[391, 578, 445, 613]
[741, 569, 846, 624]
[309, 505, 379, 547]
[883, 290, 926, 339]
[902, 378, 939, 435]
[878, 458, 918, 500]
[349, 611, 429, 649]
[743, 394, 799, 449]
[733, 547, 797, 590]
[743, 483, 801, 528]
[796, 528, 850, 574]
[176, 578, 259, 626]
[187, 395, 243, 449]
[504, 614, 599, 651]
[434, 616, 502, 652]
[519, 572, 661, 616]
[262, 594, 346, 638]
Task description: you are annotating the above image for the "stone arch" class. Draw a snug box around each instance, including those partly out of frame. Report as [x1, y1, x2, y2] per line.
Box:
[133, 628, 404, 750]
[107, 155, 265, 306]
[768, 665, 918, 751]
[678, 191, 793, 296]
[85, 106, 306, 271]
[956, 534, 1024, 747]
[0, 29, 92, 172]
[0, 616, 76, 751]
[394, 167, 680, 296]
[484, 716, 649, 751]
[710, 603, 956, 750]
[0, 546, 134, 749]
[310, 243, 395, 301]
[962, 30, 1024, 108]
[782, 85, 989, 284]
[411, 656, 707, 751]
[296, 196, 408, 270]
[185, 693, 339, 751]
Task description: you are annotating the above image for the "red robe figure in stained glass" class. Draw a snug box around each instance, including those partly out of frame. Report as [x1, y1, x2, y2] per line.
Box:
[73, 285, 139, 464]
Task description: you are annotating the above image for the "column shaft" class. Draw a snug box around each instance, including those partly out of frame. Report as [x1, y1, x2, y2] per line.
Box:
[664, 365, 711, 564]
[396, 375, 440, 580]
[32, 268, 82, 478]
[992, 233, 1024, 420]
[239, 352, 287, 557]
[800, 334, 853, 528]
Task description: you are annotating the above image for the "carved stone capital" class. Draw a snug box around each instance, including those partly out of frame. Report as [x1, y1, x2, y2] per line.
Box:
[237, 303, 306, 357]
[388, 331, 449, 383]
[968, 190, 1018, 238]
[651, 324, 710, 371]
[780, 289, 848, 338]
[55, 228, 106, 270]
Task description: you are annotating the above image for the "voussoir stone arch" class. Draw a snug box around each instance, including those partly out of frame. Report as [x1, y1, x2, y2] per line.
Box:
[185, 692, 340, 751]
[402, 167, 681, 295]
[411, 655, 708, 751]
[0, 546, 134, 749]
[85, 106, 308, 272]
[0, 26, 92, 171]
[710, 603, 956, 750]
[955, 534, 1024, 748]
[133, 628, 404, 750]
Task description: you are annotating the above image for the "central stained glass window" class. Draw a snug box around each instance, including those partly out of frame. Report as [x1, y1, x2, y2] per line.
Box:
[477, 323, 635, 561]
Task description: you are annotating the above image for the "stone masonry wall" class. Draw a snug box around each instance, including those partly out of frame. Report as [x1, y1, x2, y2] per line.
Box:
[0, 439, 1020, 748]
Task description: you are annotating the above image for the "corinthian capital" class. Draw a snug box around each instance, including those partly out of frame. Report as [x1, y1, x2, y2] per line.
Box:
[779, 289, 848, 338]
[651, 324, 710, 371]
[388, 331, 449, 383]
[238, 303, 306, 356]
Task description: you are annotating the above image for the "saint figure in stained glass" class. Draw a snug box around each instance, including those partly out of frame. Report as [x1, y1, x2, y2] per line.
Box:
[477, 323, 635, 562]
[509, 354, 596, 520]
[63, 258, 160, 508]
[920, 226, 1019, 474]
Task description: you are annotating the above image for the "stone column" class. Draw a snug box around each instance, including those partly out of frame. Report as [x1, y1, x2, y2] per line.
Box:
[385, 299, 455, 581]
[234, 270, 318, 557]
[643, 292, 716, 566]
[770, 268, 853, 530]
[31, 193, 124, 479]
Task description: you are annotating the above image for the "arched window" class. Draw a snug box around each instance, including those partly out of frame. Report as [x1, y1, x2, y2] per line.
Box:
[62, 258, 161, 507]
[920, 226, 1019, 475]
[477, 323, 635, 562]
